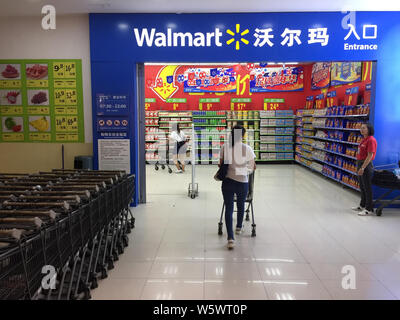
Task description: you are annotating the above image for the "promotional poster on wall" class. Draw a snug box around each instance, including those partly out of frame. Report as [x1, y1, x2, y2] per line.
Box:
[249, 66, 304, 92]
[330, 62, 362, 86]
[311, 62, 331, 90]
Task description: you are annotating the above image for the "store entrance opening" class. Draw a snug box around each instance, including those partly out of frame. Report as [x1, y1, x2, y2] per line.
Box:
[140, 61, 375, 203]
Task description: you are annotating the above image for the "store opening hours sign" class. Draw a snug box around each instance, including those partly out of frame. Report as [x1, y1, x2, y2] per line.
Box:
[96, 94, 129, 116]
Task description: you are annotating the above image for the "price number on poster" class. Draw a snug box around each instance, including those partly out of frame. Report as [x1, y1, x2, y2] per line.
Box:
[145, 103, 150, 110]
[54, 89, 65, 105]
[67, 116, 78, 131]
[173, 103, 179, 111]
[65, 89, 77, 105]
[64, 62, 76, 78]
[55, 116, 68, 132]
[53, 63, 65, 78]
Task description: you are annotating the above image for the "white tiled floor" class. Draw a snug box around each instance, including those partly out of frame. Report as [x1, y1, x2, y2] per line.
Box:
[91, 164, 400, 300]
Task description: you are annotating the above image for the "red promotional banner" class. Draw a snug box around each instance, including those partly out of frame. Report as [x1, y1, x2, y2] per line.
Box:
[311, 62, 331, 90]
[181, 66, 237, 93]
[249, 66, 304, 92]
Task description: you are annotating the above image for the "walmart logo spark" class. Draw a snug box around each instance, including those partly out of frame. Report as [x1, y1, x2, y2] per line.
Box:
[226, 24, 250, 50]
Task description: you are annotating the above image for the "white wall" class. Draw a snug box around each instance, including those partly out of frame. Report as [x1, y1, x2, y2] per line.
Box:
[0, 14, 92, 142]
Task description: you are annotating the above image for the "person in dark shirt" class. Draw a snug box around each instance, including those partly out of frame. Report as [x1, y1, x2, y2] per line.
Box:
[352, 123, 377, 216]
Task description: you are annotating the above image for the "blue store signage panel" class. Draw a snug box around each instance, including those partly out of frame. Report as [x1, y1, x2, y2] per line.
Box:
[90, 12, 400, 205]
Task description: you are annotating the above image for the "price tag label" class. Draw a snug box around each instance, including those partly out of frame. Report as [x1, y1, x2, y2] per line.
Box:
[54, 89, 66, 105]
[27, 80, 48, 88]
[27, 106, 50, 115]
[1, 106, 23, 115]
[65, 89, 77, 105]
[53, 62, 65, 78]
[55, 116, 68, 132]
[236, 103, 246, 111]
[266, 103, 279, 110]
[2, 133, 24, 141]
[0, 80, 22, 88]
[29, 133, 51, 141]
[67, 116, 78, 132]
[64, 62, 76, 78]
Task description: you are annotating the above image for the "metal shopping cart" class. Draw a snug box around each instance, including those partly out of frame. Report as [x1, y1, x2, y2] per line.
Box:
[154, 133, 173, 174]
[372, 161, 400, 216]
[218, 172, 256, 237]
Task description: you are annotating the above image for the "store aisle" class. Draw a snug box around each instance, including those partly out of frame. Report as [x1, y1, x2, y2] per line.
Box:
[91, 165, 400, 300]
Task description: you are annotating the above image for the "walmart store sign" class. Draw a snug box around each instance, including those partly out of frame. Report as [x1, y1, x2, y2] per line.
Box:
[134, 23, 378, 51]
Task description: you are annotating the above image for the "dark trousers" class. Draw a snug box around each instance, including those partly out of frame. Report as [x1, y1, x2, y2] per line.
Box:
[222, 178, 249, 240]
[357, 160, 374, 211]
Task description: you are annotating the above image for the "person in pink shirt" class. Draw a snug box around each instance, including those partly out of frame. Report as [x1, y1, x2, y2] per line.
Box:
[352, 123, 377, 216]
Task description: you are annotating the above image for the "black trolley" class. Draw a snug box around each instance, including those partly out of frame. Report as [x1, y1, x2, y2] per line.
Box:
[218, 172, 256, 237]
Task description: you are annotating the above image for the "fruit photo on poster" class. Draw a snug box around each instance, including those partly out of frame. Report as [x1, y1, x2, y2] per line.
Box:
[28, 90, 49, 105]
[2, 116, 23, 132]
[0, 64, 21, 80]
[29, 116, 50, 132]
[26, 64, 48, 80]
[0, 90, 21, 106]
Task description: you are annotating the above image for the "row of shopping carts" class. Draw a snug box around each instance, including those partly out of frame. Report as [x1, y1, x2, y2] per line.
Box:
[0, 169, 135, 300]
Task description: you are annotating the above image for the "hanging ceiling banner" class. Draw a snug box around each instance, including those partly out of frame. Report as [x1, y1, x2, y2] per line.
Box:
[311, 62, 331, 90]
[330, 62, 362, 86]
[249, 66, 304, 92]
[181, 66, 237, 93]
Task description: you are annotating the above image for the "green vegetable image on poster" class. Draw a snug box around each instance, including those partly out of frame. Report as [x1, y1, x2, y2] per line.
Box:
[0, 59, 84, 143]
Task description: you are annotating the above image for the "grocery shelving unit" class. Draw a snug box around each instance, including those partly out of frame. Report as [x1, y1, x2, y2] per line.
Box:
[295, 104, 370, 192]
[259, 110, 295, 162]
[145, 111, 193, 163]
[192, 111, 227, 164]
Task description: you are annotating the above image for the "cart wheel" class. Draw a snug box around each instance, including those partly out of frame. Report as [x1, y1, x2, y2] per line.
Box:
[245, 213, 250, 221]
[218, 222, 223, 236]
[117, 245, 124, 255]
[168, 168, 172, 174]
[161, 164, 165, 170]
[107, 259, 114, 270]
[376, 208, 382, 216]
[130, 218, 135, 229]
[113, 252, 119, 261]
[251, 224, 256, 237]
[155, 165, 159, 171]
[191, 194, 195, 199]
[83, 288, 91, 300]
[90, 277, 98, 289]
[100, 267, 108, 279]
[123, 235, 129, 247]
